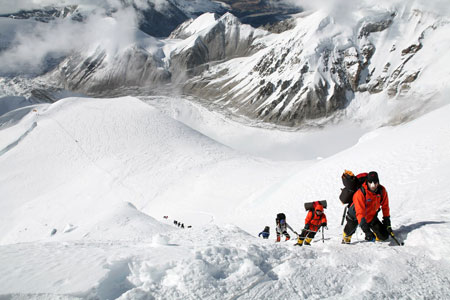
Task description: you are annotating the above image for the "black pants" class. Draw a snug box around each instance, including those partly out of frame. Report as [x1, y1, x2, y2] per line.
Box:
[277, 231, 290, 238]
[343, 205, 389, 241]
[299, 229, 317, 240]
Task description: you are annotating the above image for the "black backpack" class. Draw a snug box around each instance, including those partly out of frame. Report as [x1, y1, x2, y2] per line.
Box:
[339, 170, 368, 205]
[304, 200, 327, 211]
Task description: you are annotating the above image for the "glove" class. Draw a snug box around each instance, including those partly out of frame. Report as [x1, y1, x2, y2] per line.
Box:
[321, 223, 327, 228]
[365, 231, 375, 241]
[359, 218, 371, 234]
[383, 216, 393, 234]
[386, 226, 393, 235]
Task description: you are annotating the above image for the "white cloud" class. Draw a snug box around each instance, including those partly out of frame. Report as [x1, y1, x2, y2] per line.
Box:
[0, 1, 151, 75]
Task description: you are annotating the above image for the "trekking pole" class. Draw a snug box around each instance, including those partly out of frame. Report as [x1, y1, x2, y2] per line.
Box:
[390, 231, 404, 246]
[341, 206, 347, 226]
[322, 227, 324, 243]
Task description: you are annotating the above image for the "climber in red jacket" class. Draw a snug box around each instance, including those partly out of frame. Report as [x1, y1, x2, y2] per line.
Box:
[342, 171, 392, 244]
[295, 203, 327, 246]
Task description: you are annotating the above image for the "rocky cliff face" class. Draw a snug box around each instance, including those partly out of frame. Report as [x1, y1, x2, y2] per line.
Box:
[181, 8, 448, 126]
[44, 12, 265, 94]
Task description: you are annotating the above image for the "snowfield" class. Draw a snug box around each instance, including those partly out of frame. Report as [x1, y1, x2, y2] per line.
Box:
[0, 96, 450, 299]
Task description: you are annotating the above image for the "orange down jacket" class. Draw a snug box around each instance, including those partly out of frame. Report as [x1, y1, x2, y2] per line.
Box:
[353, 182, 390, 224]
[305, 207, 327, 232]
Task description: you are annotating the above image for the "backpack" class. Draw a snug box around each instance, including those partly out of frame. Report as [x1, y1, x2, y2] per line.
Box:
[339, 170, 367, 205]
[304, 200, 327, 211]
[304, 200, 327, 219]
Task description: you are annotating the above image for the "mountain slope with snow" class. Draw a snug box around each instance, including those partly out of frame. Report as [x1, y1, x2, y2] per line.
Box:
[2, 1, 449, 129]
[0, 96, 297, 244]
[185, 6, 450, 127]
[0, 96, 449, 298]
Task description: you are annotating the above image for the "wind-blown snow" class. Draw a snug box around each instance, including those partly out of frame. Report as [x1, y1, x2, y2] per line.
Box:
[0, 95, 449, 299]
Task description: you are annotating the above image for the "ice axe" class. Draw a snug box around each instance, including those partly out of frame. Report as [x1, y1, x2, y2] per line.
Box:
[341, 206, 347, 226]
[390, 231, 404, 246]
[321, 226, 324, 243]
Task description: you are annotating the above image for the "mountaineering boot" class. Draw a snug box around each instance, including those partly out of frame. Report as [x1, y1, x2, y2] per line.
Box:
[304, 238, 312, 246]
[295, 237, 304, 246]
[285, 235, 290, 241]
[342, 232, 352, 244]
[374, 232, 380, 241]
[276, 236, 281, 242]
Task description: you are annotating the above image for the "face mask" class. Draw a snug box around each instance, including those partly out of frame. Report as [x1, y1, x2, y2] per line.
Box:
[368, 181, 379, 191]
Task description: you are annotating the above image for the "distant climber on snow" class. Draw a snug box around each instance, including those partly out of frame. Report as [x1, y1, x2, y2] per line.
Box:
[295, 202, 327, 246]
[342, 171, 392, 244]
[275, 213, 297, 242]
[258, 226, 270, 239]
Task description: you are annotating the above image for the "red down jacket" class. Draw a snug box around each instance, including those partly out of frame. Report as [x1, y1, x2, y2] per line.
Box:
[353, 182, 390, 224]
[305, 204, 327, 232]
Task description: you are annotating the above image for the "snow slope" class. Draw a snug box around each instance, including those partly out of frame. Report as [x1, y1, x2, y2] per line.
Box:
[0, 96, 297, 244]
[141, 95, 368, 161]
[0, 96, 450, 299]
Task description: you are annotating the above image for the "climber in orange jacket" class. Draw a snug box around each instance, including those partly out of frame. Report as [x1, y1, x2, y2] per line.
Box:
[342, 171, 392, 243]
[295, 203, 327, 246]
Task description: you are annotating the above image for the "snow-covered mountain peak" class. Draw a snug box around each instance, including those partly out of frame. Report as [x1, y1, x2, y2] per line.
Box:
[218, 11, 239, 24]
[169, 12, 219, 39]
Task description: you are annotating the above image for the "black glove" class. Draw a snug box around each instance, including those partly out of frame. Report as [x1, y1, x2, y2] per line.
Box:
[321, 222, 327, 228]
[359, 218, 371, 234]
[383, 216, 393, 234]
[365, 231, 375, 241]
[304, 224, 310, 230]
